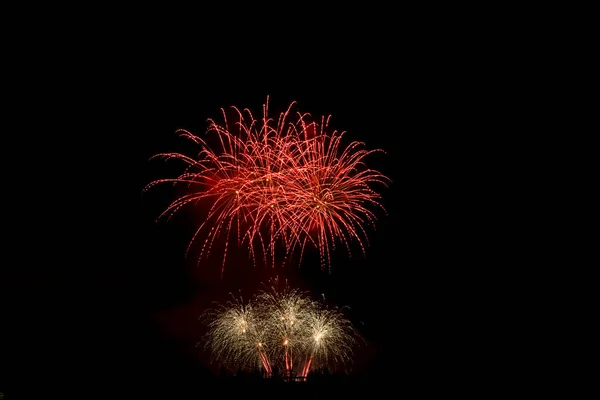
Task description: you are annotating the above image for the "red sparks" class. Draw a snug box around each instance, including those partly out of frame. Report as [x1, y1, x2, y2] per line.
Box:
[145, 97, 390, 275]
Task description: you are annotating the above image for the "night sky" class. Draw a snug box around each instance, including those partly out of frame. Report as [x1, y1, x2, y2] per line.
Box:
[3, 21, 516, 397]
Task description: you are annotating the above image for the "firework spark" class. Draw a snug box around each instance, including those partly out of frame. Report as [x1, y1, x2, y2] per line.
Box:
[145, 97, 390, 275]
[201, 281, 360, 379]
[202, 296, 273, 374]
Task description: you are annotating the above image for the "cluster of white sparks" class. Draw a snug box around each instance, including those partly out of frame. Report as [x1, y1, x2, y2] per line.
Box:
[201, 282, 360, 379]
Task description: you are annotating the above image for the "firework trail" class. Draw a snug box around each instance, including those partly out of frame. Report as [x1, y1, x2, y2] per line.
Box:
[255, 283, 314, 378]
[299, 300, 357, 377]
[145, 97, 390, 275]
[202, 295, 272, 374]
[201, 281, 360, 379]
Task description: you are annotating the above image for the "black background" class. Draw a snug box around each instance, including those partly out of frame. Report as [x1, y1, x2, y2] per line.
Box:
[3, 10, 526, 398]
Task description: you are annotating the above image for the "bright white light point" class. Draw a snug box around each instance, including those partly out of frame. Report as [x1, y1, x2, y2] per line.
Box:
[235, 190, 239, 194]
[284, 339, 288, 345]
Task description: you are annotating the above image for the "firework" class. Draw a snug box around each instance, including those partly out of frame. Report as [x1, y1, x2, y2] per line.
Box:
[145, 97, 390, 275]
[201, 282, 360, 379]
[202, 295, 272, 374]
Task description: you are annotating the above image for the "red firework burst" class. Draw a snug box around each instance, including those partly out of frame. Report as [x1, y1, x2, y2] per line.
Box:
[144, 97, 390, 276]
